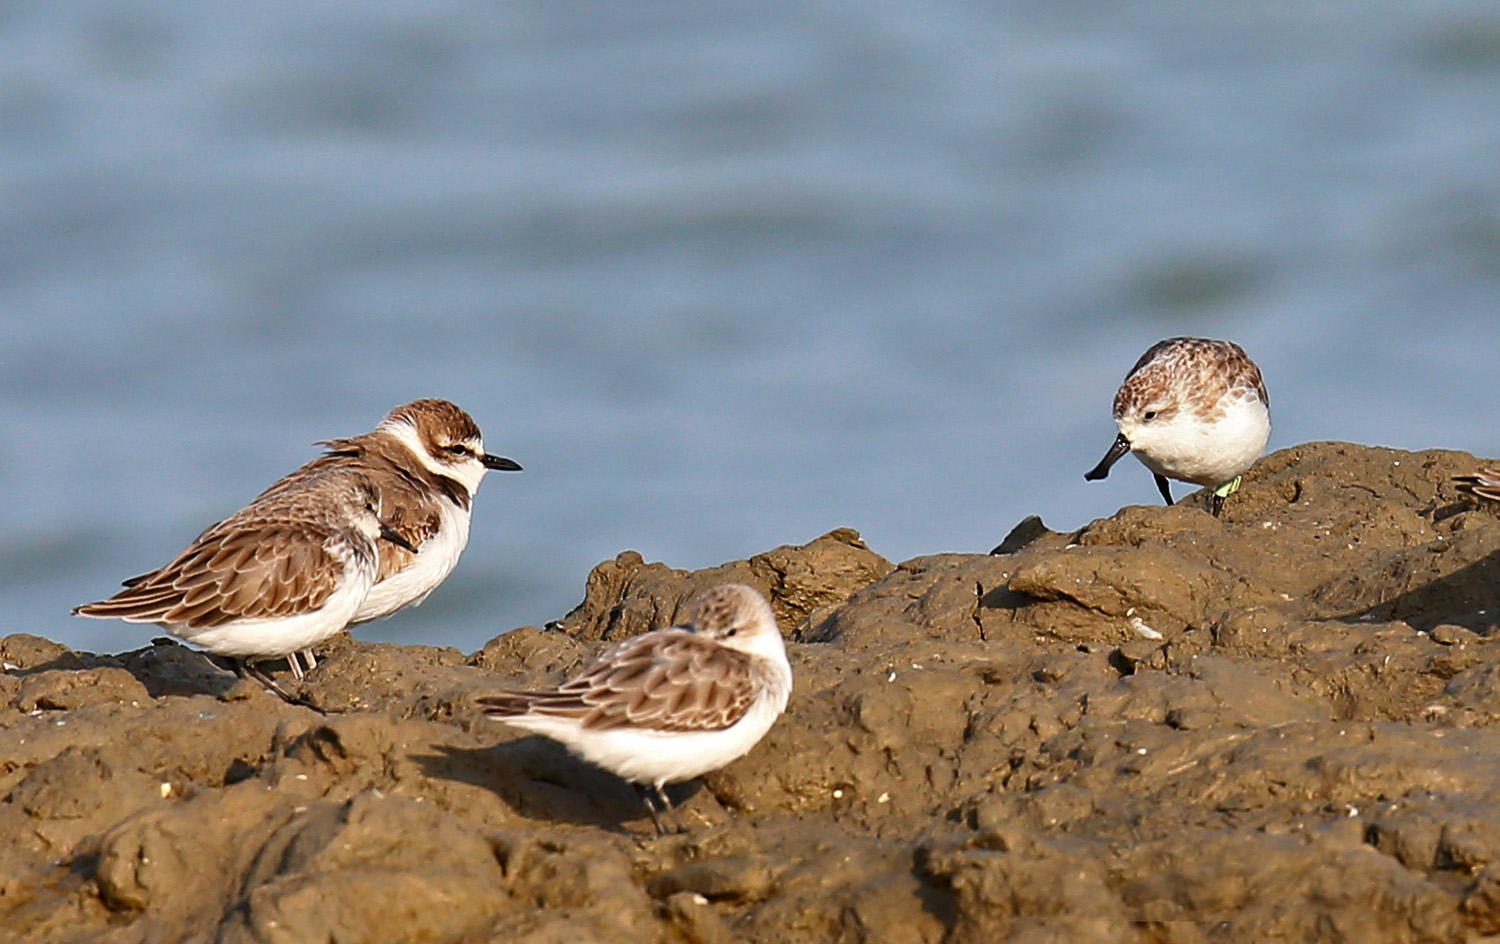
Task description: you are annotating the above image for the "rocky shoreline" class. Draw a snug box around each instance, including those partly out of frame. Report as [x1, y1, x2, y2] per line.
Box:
[7, 441, 1500, 943]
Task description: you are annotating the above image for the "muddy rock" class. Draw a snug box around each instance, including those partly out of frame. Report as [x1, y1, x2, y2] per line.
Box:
[554, 527, 894, 641]
[6, 443, 1500, 942]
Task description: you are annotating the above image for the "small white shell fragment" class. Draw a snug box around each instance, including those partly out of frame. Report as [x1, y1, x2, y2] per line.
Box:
[1130, 616, 1163, 640]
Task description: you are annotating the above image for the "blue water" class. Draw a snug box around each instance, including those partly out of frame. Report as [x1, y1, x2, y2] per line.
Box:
[5, 1, 1500, 655]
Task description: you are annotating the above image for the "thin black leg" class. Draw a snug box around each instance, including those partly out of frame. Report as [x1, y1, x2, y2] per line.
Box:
[234, 659, 324, 713]
[634, 782, 686, 835]
[654, 783, 685, 834]
[635, 782, 669, 835]
[1211, 492, 1226, 518]
[657, 780, 690, 834]
[1154, 474, 1174, 506]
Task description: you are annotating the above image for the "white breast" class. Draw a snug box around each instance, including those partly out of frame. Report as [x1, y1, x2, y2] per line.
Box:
[1131, 396, 1271, 487]
[352, 498, 471, 623]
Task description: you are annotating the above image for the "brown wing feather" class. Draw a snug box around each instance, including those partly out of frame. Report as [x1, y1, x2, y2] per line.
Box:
[374, 505, 439, 581]
[113, 435, 440, 610]
[107, 441, 365, 597]
[74, 522, 344, 627]
[1244, 356, 1269, 408]
[252, 436, 446, 579]
[1456, 467, 1500, 503]
[250, 443, 362, 504]
[478, 631, 757, 733]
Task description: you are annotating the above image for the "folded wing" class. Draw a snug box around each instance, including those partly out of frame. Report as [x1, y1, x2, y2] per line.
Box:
[479, 630, 756, 733]
[74, 522, 343, 627]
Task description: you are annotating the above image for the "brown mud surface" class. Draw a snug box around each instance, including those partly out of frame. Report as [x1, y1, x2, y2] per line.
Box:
[8, 441, 1500, 942]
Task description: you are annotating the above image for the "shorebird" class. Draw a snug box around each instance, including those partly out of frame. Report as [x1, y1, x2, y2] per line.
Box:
[74, 468, 413, 702]
[116, 398, 520, 678]
[479, 583, 792, 833]
[1085, 337, 1270, 517]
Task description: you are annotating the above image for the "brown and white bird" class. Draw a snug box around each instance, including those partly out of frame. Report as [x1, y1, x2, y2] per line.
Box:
[249, 398, 521, 629]
[1085, 337, 1271, 517]
[74, 468, 414, 700]
[82, 398, 521, 687]
[479, 583, 792, 833]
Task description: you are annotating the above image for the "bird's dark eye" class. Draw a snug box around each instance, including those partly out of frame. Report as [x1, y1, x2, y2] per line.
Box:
[726, 628, 738, 637]
[1143, 410, 1158, 421]
[446, 444, 468, 456]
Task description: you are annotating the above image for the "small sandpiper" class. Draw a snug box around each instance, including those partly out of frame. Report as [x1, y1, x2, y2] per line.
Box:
[1085, 337, 1270, 517]
[478, 583, 792, 833]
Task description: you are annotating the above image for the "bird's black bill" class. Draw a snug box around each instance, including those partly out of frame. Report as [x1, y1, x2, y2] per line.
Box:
[1084, 433, 1132, 481]
[482, 454, 523, 471]
[379, 523, 418, 553]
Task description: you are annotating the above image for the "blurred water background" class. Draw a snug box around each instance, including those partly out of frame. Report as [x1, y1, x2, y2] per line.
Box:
[5, 0, 1500, 655]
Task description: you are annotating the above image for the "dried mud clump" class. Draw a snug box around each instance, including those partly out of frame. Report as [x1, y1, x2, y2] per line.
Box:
[6, 442, 1500, 942]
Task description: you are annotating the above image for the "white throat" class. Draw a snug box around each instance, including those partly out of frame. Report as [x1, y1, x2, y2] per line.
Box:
[381, 419, 486, 499]
[1122, 397, 1270, 487]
